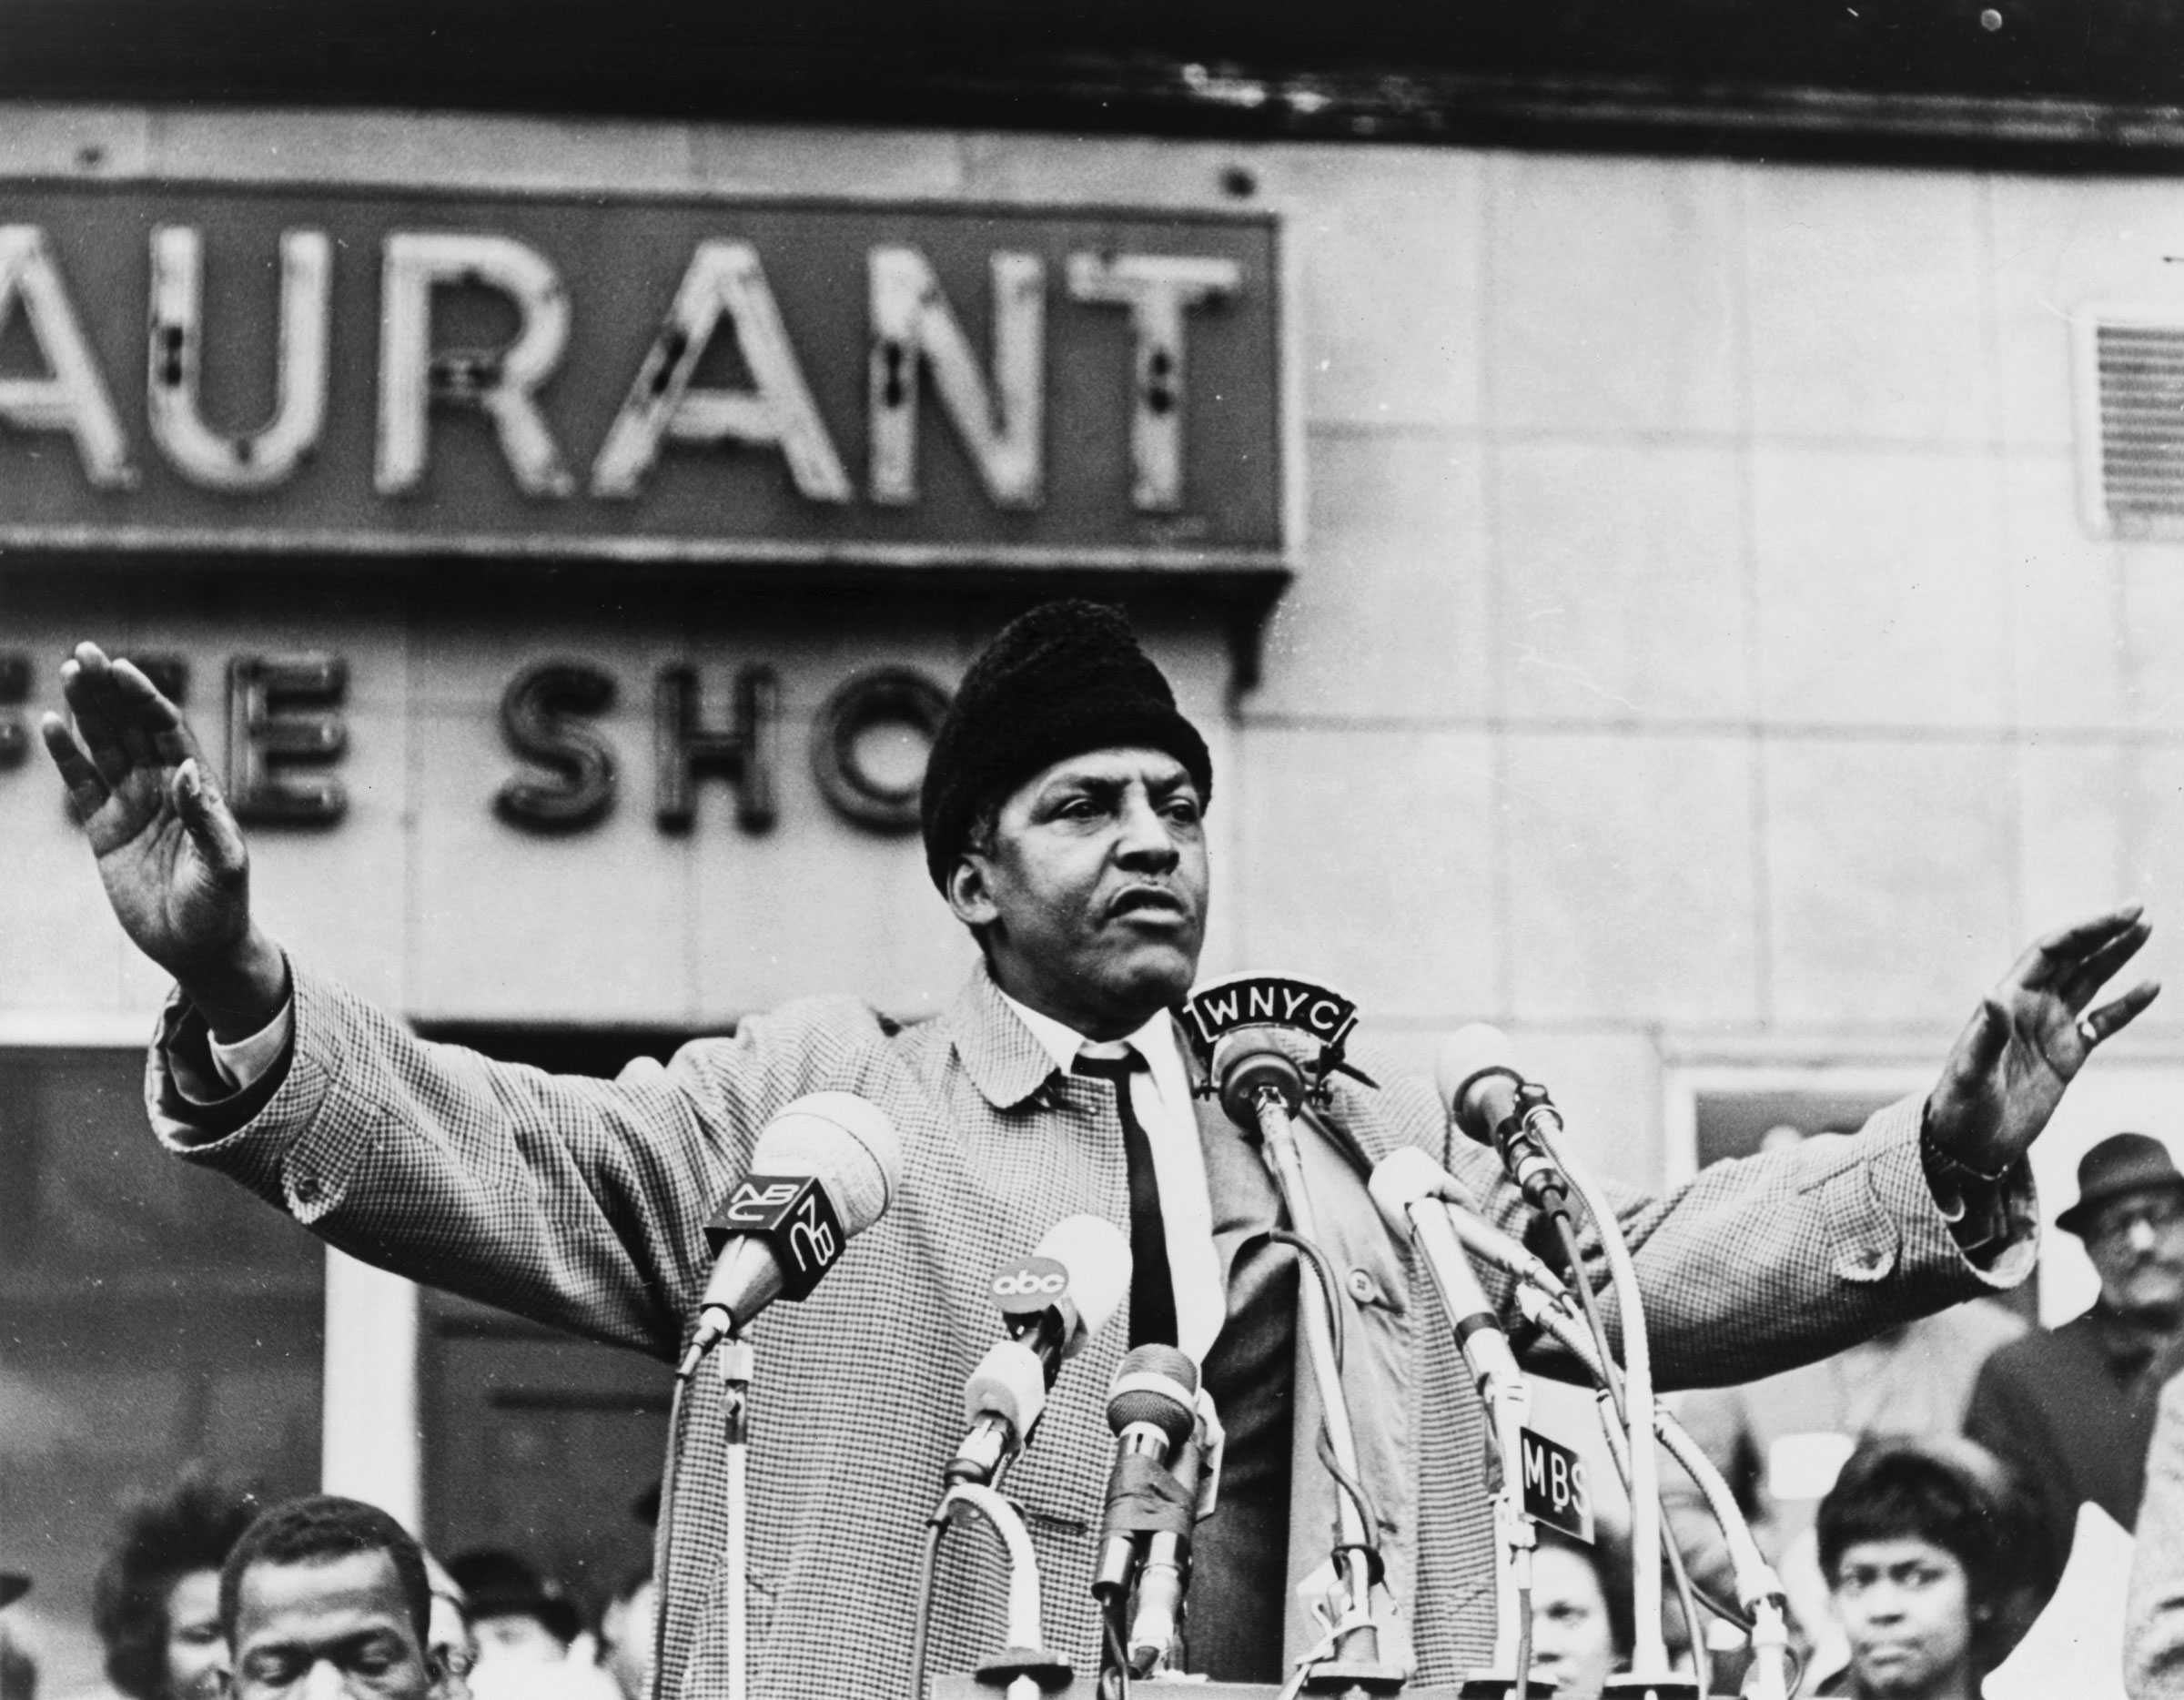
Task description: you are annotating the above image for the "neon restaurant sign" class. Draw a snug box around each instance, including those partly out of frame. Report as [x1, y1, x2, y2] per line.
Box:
[0, 187, 1289, 573]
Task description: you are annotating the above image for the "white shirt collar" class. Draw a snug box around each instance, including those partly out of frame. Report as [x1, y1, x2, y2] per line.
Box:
[995, 986, 1220, 1361]
[996, 988, 1189, 1106]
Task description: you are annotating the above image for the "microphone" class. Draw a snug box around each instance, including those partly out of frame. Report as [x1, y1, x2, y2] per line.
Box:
[1126, 1388, 1219, 1675]
[1206, 1028, 1383, 1179]
[1198, 998, 1402, 1677]
[679, 1092, 901, 1377]
[1207, 1029, 1308, 1136]
[1371, 1151, 1557, 1695]
[1368, 1148, 1569, 1302]
[947, 1213, 1133, 1486]
[1091, 1345, 1201, 1604]
[1368, 1149, 1526, 1396]
[1437, 1025, 1571, 1215]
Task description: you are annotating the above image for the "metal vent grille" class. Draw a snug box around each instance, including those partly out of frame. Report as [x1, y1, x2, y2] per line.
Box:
[2080, 311, 2184, 539]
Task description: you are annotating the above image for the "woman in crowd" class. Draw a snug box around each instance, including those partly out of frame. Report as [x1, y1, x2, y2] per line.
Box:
[91, 1472, 259, 1700]
[1811, 1436, 2046, 1700]
[1530, 1525, 1635, 1700]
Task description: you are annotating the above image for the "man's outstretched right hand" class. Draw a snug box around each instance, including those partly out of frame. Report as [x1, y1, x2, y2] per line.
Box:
[42, 641, 289, 1040]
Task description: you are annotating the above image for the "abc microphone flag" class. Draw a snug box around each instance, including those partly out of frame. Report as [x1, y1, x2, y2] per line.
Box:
[992, 1252, 1071, 1307]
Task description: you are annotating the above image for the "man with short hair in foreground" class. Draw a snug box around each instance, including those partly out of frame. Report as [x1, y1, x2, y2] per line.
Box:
[219, 1496, 441, 1700]
[42, 602, 2159, 1699]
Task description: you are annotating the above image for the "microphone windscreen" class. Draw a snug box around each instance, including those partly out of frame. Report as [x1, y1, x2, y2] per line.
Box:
[1034, 1213, 1132, 1351]
[1207, 1030, 1308, 1118]
[1435, 1025, 1522, 1118]
[1107, 1342, 1200, 1440]
[964, 1338, 1047, 1433]
[1367, 1146, 1460, 1233]
[750, 1092, 901, 1235]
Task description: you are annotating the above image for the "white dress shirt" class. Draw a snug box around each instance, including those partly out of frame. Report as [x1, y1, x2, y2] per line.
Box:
[996, 991, 1226, 1363]
[209, 1002, 291, 1087]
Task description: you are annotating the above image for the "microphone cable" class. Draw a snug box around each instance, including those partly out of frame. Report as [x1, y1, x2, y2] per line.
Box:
[1268, 1226, 1387, 1556]
[1542, 1207, 1718, 1694]
[1513, 1587, 1533, 1700]
[1100, 1609, 1133, 1700]
[907, 1511, 948, 1700]
[652, 1370, 695, 1700]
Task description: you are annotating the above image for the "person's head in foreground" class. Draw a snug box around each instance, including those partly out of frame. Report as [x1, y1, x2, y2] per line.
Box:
[2057, 1132, 2184, 1327]
[1815, 1436, 2044, 1700]
[922, 600, 1213, 1041]
[1528, 1525, 1634, 1700]
[1, 1572, 35, 1700]
[218, 1495, 438, 1700]
[93, 1469, 261, 1700]
[594, 1566, 655, 1700]
[440, 1551, 577, 1669]
[420, 1552, 476, 1700]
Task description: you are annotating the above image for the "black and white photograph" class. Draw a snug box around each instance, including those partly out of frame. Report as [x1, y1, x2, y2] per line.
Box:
[5, 6, 2184, 1698]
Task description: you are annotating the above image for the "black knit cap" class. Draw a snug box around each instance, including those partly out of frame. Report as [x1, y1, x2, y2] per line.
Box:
[921, 600, 1213, 889]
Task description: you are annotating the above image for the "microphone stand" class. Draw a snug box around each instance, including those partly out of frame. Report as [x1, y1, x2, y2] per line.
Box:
[1519, 1289, 1792, 1700]
[1521, 1122, 1676, 1697]
[718, 1335, 756, 1700]
[925, 1483, 1073, 1700]
[1389, 1189, 1541, 1700]
[1479, 1085, 1685, 1700]
[1466, 1333, 1537, 1700]
[1224, 1050, 1402, 1697]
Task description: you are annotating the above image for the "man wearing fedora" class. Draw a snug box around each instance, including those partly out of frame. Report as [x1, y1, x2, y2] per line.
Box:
[1968, 1131, 2184, 1578]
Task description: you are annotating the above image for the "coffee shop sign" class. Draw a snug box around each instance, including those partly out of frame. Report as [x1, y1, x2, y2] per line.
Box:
[0, 649, 948, 837]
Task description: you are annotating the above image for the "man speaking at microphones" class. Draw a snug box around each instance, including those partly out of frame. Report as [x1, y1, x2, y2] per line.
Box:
[44, 601, 2155, 1699]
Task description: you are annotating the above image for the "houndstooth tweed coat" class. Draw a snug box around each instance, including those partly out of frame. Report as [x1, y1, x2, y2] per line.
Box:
[146, 958, 2033, 1700]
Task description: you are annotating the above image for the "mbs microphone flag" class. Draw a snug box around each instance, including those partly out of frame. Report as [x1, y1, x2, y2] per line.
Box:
[706, 1176, 846, 1301]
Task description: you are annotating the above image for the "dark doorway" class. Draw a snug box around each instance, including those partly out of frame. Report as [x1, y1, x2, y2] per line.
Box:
[0, 1045, 323, 1695]
[410, 1022, 703, 1616]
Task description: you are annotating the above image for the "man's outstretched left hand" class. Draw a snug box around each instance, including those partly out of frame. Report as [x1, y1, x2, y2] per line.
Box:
[1926, 905, 2160, 1174]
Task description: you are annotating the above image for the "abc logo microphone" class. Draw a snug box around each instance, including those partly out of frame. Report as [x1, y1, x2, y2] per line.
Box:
[948, 1215, 1131, 1486]
[992, 1260, 1072, 1303]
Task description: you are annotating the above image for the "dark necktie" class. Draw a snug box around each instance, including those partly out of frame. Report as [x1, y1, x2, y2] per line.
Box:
[1072, 1045, 1178, 1349]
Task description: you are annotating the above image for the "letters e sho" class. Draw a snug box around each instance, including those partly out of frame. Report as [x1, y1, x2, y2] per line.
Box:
[5, 647, 955, 835]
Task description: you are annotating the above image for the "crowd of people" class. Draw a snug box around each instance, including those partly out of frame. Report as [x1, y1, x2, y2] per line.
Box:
[2, 1108, 2178, 1700]
[0, 1472, 654, 1700]
[1641, 1126, 2184, 1699]
[1283, 1111, 2184, 1700]
[0, 1447, 2035, 1700]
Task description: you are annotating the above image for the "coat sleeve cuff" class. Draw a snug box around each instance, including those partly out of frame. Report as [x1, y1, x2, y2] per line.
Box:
[146, 961, 369, 1224]
[1860, 1094, 2039, 1290]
